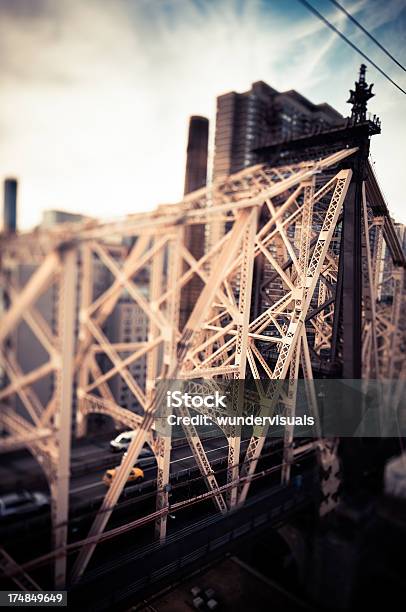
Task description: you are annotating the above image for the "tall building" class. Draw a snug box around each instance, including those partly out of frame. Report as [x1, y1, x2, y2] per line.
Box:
[105, 270, 149, 416]
[180, 80, 345, 337]
[213, 80, 343, 179]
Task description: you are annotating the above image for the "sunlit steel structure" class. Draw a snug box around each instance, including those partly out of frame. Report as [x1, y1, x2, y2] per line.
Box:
[1, 70, 405, 591]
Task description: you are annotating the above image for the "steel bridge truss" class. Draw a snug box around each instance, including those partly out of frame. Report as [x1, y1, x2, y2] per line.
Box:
[0, 147, 404, 587]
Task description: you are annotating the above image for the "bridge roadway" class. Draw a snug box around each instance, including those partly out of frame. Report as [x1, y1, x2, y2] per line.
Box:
[0, 429, 315, 597]
[0, 430, 240, 503]
[69, 466, 317, 610]
[1, 449, 316, 598]
[0, 430, 317, 610]
[0, 429, 289, 550]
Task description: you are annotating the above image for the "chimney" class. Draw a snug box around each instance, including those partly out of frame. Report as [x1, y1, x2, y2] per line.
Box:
[3, 178, 17, 233]
[184, 116, 209, 195]
[181, 116, 209, 328]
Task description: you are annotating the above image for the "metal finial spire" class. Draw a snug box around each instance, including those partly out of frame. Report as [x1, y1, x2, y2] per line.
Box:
[347, 64, 375, 123]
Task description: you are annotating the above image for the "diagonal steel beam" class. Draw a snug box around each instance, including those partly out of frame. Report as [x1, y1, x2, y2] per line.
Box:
[0, 251, 60, 343]
[70, 208, 256, 583]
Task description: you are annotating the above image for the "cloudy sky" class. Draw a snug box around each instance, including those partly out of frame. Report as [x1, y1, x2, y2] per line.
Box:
[0, 0, 405, 229]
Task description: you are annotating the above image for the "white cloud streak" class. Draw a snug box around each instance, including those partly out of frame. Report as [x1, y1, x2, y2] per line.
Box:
[0, 0, 404, 229]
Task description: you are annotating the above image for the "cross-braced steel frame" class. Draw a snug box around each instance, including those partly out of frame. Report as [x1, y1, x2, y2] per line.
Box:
[0, 146, 404, 588]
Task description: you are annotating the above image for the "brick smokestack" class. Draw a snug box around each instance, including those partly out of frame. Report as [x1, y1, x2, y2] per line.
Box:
[184, 116, 209, 195]
[3, 178, 17, 233]
[181, 117, 209, 327]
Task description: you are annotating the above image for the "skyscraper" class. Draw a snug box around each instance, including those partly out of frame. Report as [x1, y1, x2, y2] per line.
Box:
[213, 80, 343, 179]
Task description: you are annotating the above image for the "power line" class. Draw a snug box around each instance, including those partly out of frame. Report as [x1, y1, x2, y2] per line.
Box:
[326, 0, 406, 72]
[296, 0, 406, 95]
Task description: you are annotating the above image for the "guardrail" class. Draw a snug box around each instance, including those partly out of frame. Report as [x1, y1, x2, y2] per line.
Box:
[70, 469, 318, 609]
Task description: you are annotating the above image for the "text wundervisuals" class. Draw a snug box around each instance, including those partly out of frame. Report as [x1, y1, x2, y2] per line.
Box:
[166, 414, 315, 427]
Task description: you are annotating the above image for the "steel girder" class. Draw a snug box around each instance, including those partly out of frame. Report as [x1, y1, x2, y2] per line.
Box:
[0, 146, 404, 587]
[0, 248, 77, 587]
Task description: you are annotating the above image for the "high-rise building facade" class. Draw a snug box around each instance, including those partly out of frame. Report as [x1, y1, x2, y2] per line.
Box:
[213, 80, 343, 179]
[105, 270, 149, 416]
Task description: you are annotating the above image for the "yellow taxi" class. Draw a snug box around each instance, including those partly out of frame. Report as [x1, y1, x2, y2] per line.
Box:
[102, 466, 144, 487]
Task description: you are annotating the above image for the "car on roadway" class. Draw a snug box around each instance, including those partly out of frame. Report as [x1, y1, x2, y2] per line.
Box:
[110, 431, 155, 464]
[102, 466, 144, 487]
[123, 445, 156, 468]
[0, 490, 49, 520]
[110, 430, 137, 452]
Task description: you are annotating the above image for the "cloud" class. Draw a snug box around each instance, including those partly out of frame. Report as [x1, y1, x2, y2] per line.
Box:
[0, 0, 404, 229]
